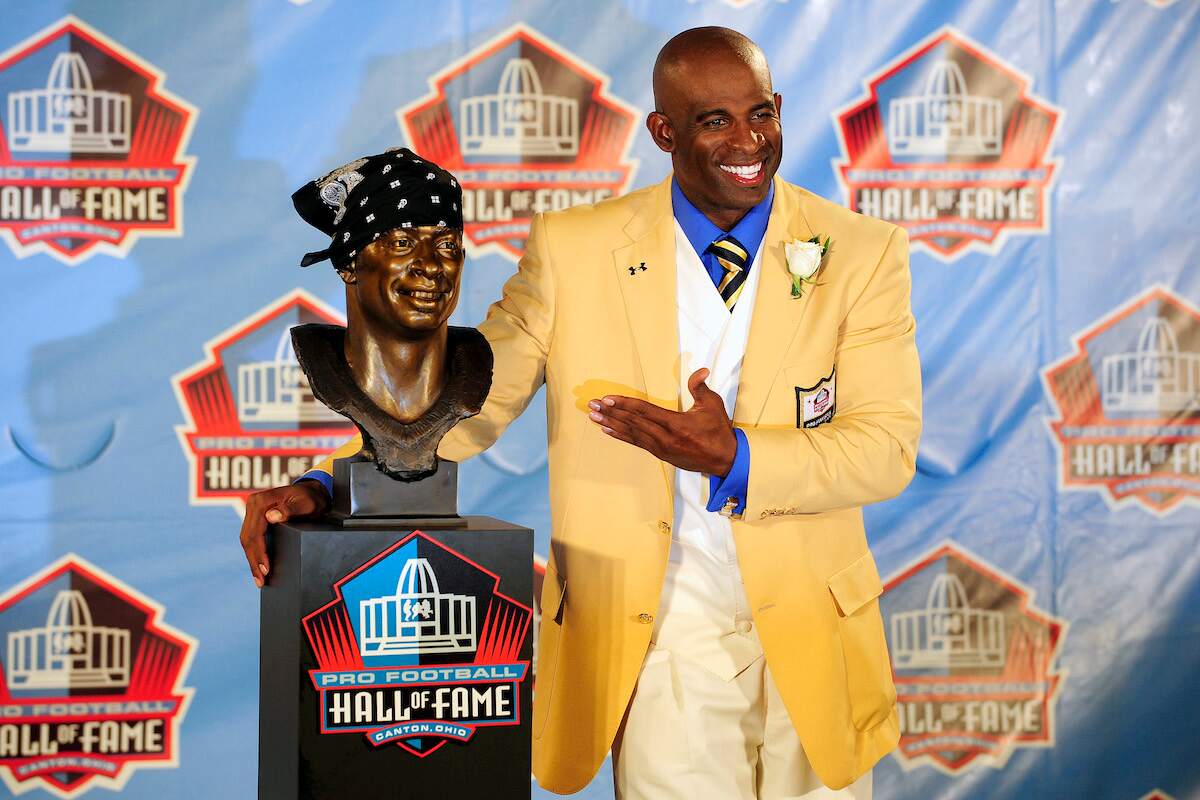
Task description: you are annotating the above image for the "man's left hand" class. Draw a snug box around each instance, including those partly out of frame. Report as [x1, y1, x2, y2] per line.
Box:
[588, 368, 736, 476]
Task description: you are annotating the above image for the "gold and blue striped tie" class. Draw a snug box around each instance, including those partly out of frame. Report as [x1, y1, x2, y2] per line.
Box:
[707, 235, 750, 311]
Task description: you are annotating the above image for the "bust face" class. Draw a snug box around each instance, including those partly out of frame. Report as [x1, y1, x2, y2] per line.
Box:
[346, 226, 464, 335]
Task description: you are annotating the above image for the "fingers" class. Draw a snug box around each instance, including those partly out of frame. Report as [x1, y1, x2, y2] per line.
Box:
[687, 368, 722, 407]
[271, 482, 325, 523]
[591, 394, 676, 427]
[238, 483, 328, 589]
[238, 496, 272, 589]
[588, 397, 670, 437]
[594, 407, 665, 456]
[591, 404, 672, 464]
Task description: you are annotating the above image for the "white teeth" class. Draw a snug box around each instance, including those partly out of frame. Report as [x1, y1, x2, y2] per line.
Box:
[720, 162, 762, 178]
[407, 291, 441, 300]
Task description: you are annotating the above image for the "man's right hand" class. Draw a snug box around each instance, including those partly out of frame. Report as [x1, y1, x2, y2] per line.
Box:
[239, 480, 330, 588]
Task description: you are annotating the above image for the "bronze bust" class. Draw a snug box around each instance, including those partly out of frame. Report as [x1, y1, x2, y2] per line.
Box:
[288, 149, 491, 480]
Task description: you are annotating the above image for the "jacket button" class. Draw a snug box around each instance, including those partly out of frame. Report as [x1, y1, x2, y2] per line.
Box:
[636, 613, 655, 624]
[658, 520, 671, 534]
[736, 619, 753, 634]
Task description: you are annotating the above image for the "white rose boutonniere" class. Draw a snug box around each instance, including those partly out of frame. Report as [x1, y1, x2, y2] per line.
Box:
[784, 236, 832, 298]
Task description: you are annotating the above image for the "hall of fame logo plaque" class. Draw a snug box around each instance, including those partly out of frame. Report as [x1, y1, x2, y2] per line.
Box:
[881, 542, 1066, 774]
[834, 27, 1060, 261]
[0, 556, 195, 798]
[1043, 285, 1200, 515]
[399, 24, 638, 262]
[303, 532, 531, 757]
[0, 16, 195, 265]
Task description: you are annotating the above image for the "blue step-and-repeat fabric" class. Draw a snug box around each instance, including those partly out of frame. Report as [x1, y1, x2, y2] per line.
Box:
[0, 1, 1197, 798]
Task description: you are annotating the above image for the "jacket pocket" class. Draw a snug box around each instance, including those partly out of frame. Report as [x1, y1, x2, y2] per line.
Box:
[533, 564, 566, 740]
[827, 551, 896, 732]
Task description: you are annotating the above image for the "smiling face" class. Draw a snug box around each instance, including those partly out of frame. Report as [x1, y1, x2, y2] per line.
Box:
[647, 37, 782, 229]
[343, 226, 463, 336]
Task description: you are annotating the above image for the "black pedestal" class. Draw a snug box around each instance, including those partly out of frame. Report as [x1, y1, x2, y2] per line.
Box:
[259, 487, 533, 799]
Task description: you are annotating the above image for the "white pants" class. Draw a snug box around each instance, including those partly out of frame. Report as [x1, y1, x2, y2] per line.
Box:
[612, 646, 872, 800]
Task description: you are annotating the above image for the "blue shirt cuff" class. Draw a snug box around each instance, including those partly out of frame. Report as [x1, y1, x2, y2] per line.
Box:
[296, 469, 333, 497]
[706, 428, 749, 516]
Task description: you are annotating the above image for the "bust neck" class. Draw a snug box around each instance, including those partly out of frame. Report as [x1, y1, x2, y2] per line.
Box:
[343, 303, 448, 423]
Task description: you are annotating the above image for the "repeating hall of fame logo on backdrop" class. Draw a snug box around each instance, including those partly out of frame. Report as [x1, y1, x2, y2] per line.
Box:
[0, 555, 195, 798]
[172, 289, 357, 513]
[834, 27, 1061, 261]
[1043, 285, 1200, 516]
[881, 542, 1066, 774]
[303, 532, 531, 758]
[398, 24, 638, 262]
[0, 16, 195, 265]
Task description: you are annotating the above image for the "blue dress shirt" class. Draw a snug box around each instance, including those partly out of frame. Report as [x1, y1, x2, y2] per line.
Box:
[671, 179, 774, 516]
[301, 464, 334, 496]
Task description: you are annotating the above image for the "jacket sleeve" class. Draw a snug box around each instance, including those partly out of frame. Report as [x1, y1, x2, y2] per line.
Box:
[303, 432, 363, 488]
[740, 226, 921, 520]
[437, 210, 557, 462]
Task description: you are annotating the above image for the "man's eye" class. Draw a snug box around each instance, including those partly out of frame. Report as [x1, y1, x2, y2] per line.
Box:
[704, 119, 727, 129]
[392, 238, 411, 248]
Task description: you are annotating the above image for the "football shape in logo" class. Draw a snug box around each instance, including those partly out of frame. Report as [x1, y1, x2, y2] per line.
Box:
[399, 24, 638, 262]
[881, 542, 1066, 774]
[1043, 285, 1200, 516]
[0, 16, 195, 265]
[172, 289, 358, 512]
[0, 555, 195, 798]
[834, 27, 1060, 261]
[303, 532, 532, 758]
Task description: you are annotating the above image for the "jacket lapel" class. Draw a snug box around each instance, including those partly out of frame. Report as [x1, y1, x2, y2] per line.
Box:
[735, 179, 817, 425]
[611, 178, 680, 494]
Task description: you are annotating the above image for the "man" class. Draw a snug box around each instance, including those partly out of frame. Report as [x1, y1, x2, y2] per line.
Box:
[241, 27, 919, 800]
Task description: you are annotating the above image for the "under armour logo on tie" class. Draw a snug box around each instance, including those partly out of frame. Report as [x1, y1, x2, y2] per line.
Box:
[628, 262, 647, 276]
[707, 235, 749, 311]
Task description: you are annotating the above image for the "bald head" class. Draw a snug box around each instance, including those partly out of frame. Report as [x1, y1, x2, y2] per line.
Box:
[645, 27, 782, 230]
[652, 27, 771, 112]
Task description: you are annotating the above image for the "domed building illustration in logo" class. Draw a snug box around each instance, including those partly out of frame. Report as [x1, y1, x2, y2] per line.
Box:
[881, 543, 1066, 774]
[6, 51, 132, 154]
[1101, 316, 1200, 414]
[0, 555, 196, 798]
[886, 59, 1001, 158]
[236, 327, 344, 424]
[0, 16, 195, 264]
[358, 557, 477, 657]
[834, 26, 1060, 261]
[1044, 286, 1200, 515]
[6, 588, 131, 690]
[174, 289, 358, 511]
[890, 572, 1004, 670]
[399, 23, 637, 261]
[460, 58, 579, 158]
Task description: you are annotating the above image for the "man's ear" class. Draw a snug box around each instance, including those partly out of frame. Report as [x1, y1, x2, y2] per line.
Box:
[774, 92, 783, 115]
[645, 111, 675, 154]
[336, 265, 357, 285]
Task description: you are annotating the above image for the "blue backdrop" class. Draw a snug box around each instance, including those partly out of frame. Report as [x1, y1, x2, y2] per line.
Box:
[0, 1, 1197, 798]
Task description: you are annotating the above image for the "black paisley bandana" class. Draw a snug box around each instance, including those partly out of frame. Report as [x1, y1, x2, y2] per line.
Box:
[292, 147, 464, 269]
